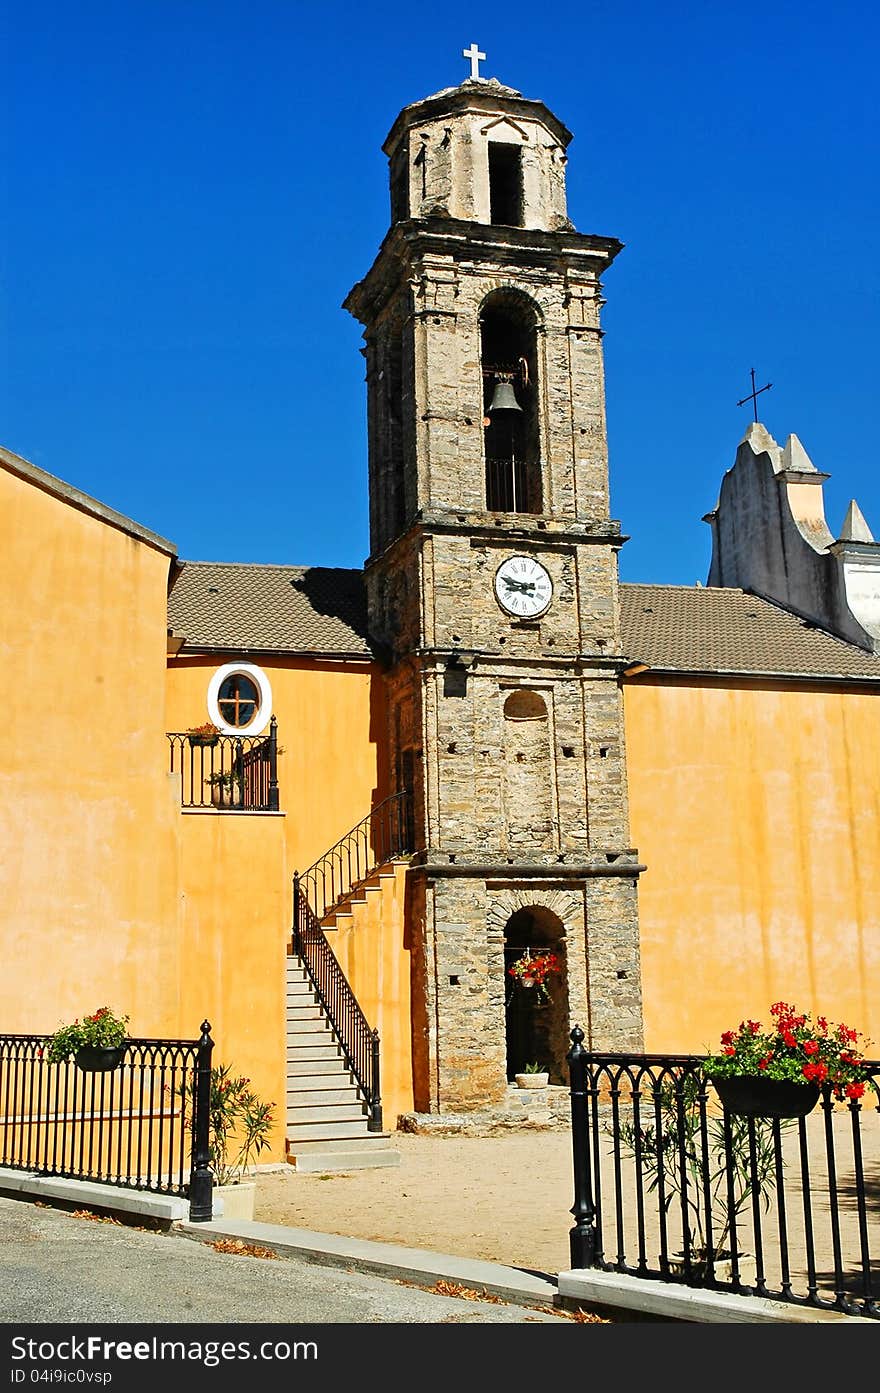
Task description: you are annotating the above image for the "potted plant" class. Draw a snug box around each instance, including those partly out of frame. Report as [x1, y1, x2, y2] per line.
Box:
[206, 769, 244, 808]
[45, 1006, 130, 1072]
[180, 1063, 274, 1220]
[507, 950, 560, 1004]
[704, 1001, 872, 1118]
[186, 721, 221, 748]
[514, 1061, 550, 1088]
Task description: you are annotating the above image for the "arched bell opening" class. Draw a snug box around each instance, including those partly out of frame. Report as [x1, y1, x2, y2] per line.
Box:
[479, 290, 542, 515]
[503, 905, 569, 1083]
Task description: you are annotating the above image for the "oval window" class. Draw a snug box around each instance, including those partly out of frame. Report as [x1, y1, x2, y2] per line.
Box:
[207, 662, 272, 736]
[217, 673, 259, 727]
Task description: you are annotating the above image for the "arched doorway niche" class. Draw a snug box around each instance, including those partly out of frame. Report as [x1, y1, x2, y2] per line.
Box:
[503, 905, 570, 1084]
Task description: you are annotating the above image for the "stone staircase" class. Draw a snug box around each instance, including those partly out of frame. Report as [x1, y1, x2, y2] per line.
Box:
[285, 953, 400, 1172]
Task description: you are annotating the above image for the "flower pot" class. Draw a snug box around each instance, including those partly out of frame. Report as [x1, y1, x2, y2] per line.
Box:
[213, 1181, 256, 1221]
[514, 1072, 550, 1088]
[210, 783, 243, 808]
[520, 977, 536, 989]
[188, 735, 219, 748]
[74, 1045, 126, 1073]
[711, 1074, 821, 1119]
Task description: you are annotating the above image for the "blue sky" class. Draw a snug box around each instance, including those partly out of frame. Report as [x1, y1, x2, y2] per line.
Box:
[4, 2, 878, 584]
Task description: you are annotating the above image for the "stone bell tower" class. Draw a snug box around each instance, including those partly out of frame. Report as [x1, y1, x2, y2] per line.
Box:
[344, 56, 644, 1114]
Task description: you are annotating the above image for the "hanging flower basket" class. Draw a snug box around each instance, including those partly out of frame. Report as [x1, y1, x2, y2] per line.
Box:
[187, 722, 221, 748]
[75, 1045, 127, 1073]
[45, 1006, 130, 1071]
[704, 1001, 871, 1116]
[507, 950, 560, 1004]
[712, 1074, 820, 1119]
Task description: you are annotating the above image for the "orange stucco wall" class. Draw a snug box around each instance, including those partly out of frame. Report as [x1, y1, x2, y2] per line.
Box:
[329, 864, 414, 1123]
[165, 656, 388, 873]
[0, 467, 306, 1161]
[0, 466, 182, 1040]
[175, 809, 290, 1142]
[165, 654, 412, 1128]
[624, 677, 880, 1055]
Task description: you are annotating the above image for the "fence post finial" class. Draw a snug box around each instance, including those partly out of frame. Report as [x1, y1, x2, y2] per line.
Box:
[567, 1024, 597, 1269]
[188, 1020, 214, 1223]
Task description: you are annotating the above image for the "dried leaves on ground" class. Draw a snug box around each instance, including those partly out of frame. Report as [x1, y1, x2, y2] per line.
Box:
[427, 1279, 506, 1303]
[209, 1237, 279, 1260]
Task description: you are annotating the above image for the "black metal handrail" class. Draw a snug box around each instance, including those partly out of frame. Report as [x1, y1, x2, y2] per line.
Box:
[167, 718, 279, 811]
[300, 790, 412, 922]
[292, 876, 382, 1132]
[0, 1022, 215, 1223]
[290, 790, 414, 1135]
[567, 1031, 880, 1320]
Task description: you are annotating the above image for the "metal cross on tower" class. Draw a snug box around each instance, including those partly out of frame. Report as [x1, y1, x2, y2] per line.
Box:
[463, 42, 486, 80]
[737, 367, 773, 422]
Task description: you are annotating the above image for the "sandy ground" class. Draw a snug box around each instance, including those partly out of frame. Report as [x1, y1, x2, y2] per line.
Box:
[252, 1130, 576, 1276]
[250, 1107, 880, 1299]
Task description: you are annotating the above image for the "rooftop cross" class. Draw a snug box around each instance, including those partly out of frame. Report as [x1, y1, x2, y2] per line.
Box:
[737, 367, 773, 423]
[462, 42, 486, 80]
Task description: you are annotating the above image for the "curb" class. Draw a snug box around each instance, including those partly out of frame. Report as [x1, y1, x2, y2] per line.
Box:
[180, 1217, 559, 1310]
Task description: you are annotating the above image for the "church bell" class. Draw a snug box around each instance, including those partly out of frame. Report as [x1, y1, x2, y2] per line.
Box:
[487, 377, 523, 413]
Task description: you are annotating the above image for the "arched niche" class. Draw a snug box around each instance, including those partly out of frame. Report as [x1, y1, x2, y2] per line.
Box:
[502, 904, 570, 1083]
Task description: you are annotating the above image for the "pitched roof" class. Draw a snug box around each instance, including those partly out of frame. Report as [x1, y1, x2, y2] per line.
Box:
[166, 562, 880, 681]
[619, 583, 880, 682]
[167, 562, 372, 658]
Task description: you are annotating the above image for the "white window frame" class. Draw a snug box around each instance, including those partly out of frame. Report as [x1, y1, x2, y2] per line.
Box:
[207, 662, 273, 736]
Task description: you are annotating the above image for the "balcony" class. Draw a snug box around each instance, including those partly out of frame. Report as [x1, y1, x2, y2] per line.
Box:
[167, 717, 279, 811]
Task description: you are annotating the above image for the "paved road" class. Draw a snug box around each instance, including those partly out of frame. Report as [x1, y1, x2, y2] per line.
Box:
[0, 1197, 569, 1326]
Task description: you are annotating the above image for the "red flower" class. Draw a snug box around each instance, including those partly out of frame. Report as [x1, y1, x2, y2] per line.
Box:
[802, 1061, 828, 1083]
[723, 1046, 736, 1057]
[845, 1082, 866, 1100]
[803, 1040, 819, 1055]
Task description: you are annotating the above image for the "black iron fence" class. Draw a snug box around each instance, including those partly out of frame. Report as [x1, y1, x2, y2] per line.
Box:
[300, 790, 411, 922]
[167, 718, 279, 811]
[292, 876, 382, 1131]
[0, 1023, 215, 1223]
[567, 1030, 880, 1319]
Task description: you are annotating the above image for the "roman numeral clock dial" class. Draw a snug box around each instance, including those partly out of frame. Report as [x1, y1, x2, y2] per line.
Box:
[493, 555, 553, 618]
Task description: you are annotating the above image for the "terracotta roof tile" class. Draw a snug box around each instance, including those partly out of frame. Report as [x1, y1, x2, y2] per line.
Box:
[619, 583, 880, 681]
[166, 563, 880, 681]
[167, 562, 372, 657]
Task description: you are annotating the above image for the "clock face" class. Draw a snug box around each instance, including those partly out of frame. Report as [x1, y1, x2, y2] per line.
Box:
[494, 555, 553, 618]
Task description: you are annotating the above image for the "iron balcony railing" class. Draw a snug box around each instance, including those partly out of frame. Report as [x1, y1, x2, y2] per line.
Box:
[300, 790, 412, 922]
[167, 717, 279, 811]
[485, 456, 539, 514]
[0, 1023, 215, 1223]
[566, 1031, 880, 1320]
